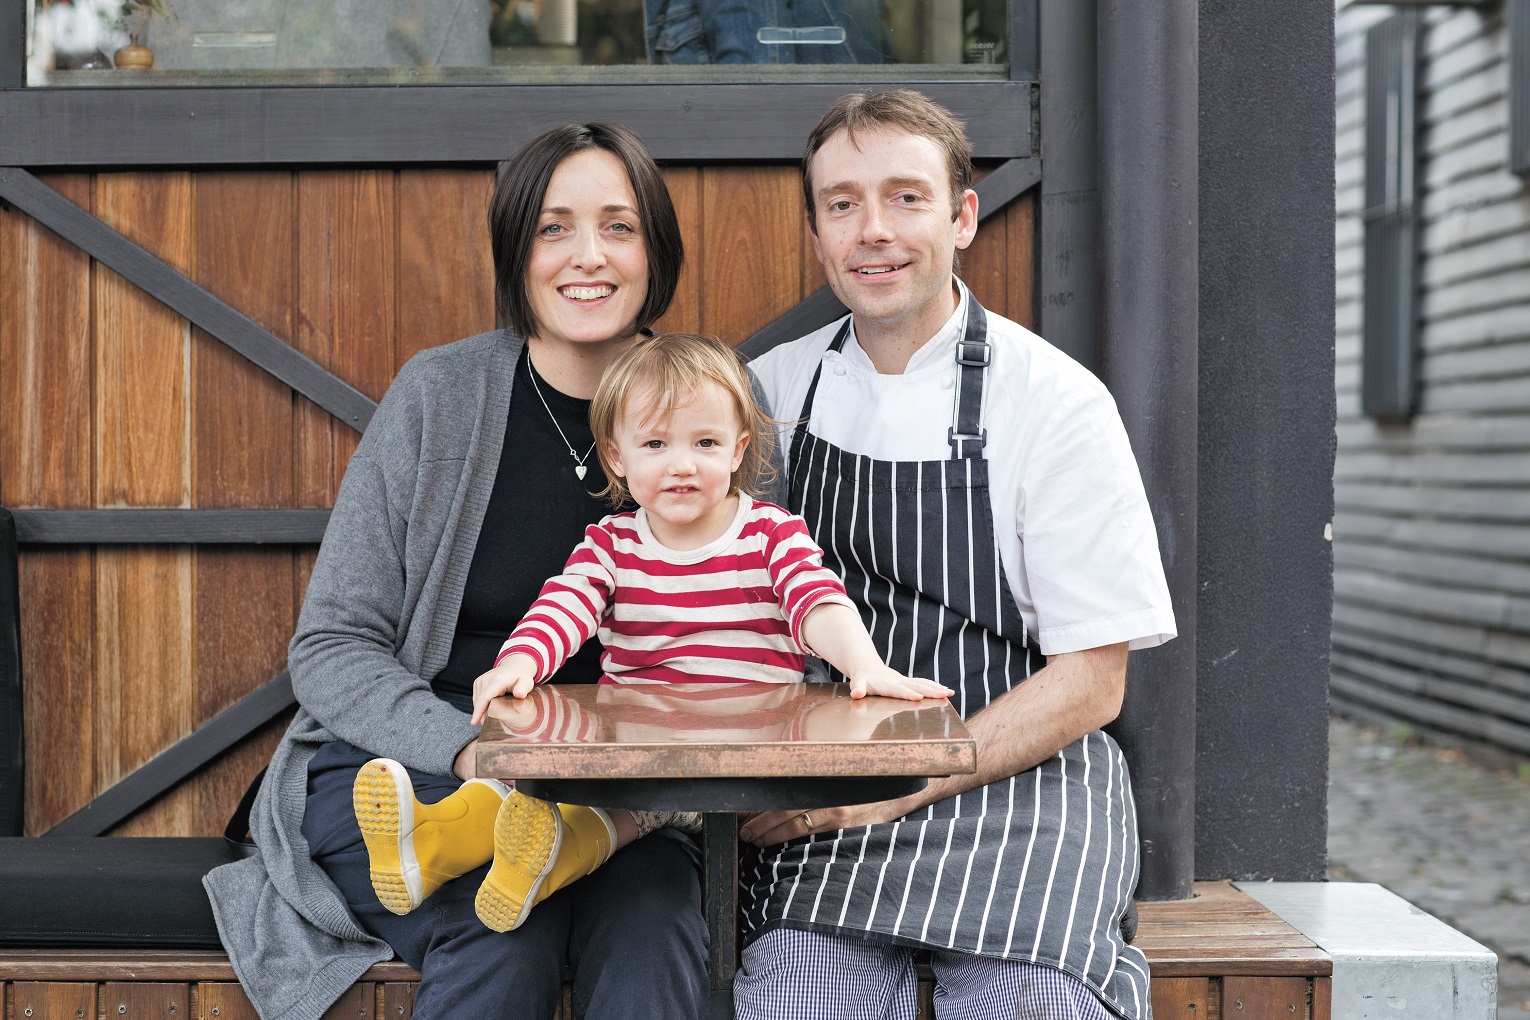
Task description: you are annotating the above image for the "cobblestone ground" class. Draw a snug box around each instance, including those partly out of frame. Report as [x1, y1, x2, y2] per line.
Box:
[1327, 716, 1530, 1020]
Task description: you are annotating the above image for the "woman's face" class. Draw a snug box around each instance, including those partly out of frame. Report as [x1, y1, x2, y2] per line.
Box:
[527, 149, 650, 349]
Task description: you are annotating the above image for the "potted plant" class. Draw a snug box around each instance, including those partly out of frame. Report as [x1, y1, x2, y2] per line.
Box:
[112, 0, 176, 69]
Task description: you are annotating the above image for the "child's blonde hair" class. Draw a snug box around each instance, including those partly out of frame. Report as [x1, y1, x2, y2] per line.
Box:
[590, 333, 777, 509]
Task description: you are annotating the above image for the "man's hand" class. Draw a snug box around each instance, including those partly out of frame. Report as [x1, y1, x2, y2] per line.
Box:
[848, 663, 953, 701]
[740, 795, 917, 846]
[741, 642, 1131, 847]
[470, 653, 540, 725]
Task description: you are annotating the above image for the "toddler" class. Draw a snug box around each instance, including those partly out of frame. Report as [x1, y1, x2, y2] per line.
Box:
[353, 333, 951, 933]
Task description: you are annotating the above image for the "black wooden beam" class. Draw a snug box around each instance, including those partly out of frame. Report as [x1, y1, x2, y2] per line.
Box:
[0, 82, 1032, 167]
[0, 168, 376, 433]
[737, 156, 1041, 359]
[45, 672, 297, 837]
[12, 509, 330, 545]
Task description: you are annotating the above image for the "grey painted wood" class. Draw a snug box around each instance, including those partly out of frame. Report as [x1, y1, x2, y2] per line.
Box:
[1335, 511, 1530, 559]
[46, 672, 296, 837]
[0, 83, 1032, 166]
[1334, 627, 1530, 702]
[12, 509, 331, 545]
[1335, 540, 1530, 600]
[1334, 598, 1530, 665]
[1335, 0, 1530, 758]
[1330, 669, 1530, 754]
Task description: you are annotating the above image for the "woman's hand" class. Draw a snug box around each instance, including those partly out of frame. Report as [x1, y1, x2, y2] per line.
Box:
[470, 653, 540, 724]
[848, 664, 953, 702]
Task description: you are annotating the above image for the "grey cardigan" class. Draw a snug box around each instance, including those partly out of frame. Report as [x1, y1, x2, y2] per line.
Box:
[204, 329, 523, 1020]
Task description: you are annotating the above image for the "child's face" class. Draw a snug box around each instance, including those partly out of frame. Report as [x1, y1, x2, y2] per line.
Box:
[606, 380, 750, 549]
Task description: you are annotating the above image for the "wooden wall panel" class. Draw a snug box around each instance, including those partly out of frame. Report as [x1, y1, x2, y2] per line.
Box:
[1150, 976, 1210, 1019]
[0, 175, 93, 506]
[397, 170, 496, 368]
[1, 175, 98, 834]
[2, 165, 1036, 836]
[198, 982, 259, 1020]
[294, 171, 398, 615]
[656, 166, 702, 335]
[1221, 976, 1310, 1020]
[93, 174, 195, 837]
[103, 981, 188, 1020]
[320, 983, 372, 1020]
[10, 981, 94, 1020]
[295, 171, 398, 503]
[700, 167, 803, 345]
[1006, 192, 1036, 330]
[191, 173, 298, 835]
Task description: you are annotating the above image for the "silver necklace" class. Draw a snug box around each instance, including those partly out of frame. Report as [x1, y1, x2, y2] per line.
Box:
[527, 361, 598, 481]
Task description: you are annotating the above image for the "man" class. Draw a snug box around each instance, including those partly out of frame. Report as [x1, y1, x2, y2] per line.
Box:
[738, 90, 1176, 1020]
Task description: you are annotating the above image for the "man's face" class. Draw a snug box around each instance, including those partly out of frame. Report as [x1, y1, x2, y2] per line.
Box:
[807, 127, 978, 341]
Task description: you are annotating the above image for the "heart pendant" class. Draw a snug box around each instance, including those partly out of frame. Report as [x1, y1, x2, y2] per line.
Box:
[575, 465, 587, 480]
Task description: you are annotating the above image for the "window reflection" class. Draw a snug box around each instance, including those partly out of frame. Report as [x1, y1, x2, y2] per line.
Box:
[24, 0, 1010, 83]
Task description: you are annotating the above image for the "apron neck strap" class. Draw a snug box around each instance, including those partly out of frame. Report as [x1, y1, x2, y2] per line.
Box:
[948, 299, 990, 459]
[790, 300, 992, 462]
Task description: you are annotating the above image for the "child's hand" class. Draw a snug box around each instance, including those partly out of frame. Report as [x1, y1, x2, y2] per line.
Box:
[848, 665, 954, 702]
[470, 653, 540, 724]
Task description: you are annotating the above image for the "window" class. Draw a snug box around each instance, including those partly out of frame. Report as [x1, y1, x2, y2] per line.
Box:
[22, 0, 1014, 85]
[1361, 10, 1421, 423]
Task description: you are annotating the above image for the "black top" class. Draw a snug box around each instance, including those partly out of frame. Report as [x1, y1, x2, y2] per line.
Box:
[431, 348, 621, 696]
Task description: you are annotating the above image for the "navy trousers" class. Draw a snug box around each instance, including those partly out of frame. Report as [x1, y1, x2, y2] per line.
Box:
[304, 739, 710, 1020]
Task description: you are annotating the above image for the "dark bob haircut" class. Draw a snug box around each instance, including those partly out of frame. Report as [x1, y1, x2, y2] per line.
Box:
[489, 123, 684, 342]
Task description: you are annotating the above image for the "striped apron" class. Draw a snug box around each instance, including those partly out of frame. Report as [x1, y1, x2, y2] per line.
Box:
[740, 301, 1153, 1020]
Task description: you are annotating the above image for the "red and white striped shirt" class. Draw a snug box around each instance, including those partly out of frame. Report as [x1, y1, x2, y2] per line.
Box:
[496, 496, 854, 684]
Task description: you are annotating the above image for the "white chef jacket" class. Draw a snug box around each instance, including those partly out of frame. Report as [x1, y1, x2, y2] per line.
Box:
[749, 284, 1176, 656]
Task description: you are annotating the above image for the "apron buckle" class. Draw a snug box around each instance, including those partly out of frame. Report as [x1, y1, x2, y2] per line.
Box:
[947, 426, 988, 451]
[956, 339, 991, 367]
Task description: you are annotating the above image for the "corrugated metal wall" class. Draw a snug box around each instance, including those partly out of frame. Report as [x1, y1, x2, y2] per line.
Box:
[1334, 2, 1530, 754]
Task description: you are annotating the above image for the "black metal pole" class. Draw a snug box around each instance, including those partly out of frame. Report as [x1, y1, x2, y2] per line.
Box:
[1037, 0, 1100, 370]
[1097, 0, 1198, 900]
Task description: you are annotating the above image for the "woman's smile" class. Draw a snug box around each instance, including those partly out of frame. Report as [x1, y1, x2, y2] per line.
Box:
[528, 148, 649, 351]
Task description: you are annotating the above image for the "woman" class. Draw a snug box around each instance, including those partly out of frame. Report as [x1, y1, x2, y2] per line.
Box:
[203, 124, 709, 1020]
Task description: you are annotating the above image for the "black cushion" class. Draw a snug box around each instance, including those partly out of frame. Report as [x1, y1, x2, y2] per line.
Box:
[0, 837, 252, 948]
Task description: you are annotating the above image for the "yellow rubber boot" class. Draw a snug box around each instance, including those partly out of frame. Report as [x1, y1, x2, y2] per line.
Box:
[475, 793, 617, 932]
[352, 758, 508, 915]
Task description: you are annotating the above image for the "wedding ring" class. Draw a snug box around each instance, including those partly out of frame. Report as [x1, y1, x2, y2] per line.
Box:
[801, 812, 814, 832]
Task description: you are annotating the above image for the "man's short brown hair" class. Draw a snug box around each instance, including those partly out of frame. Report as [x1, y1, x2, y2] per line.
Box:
[801, 89, 974, 230]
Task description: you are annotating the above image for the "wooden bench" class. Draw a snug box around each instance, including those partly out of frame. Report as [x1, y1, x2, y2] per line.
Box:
[0, 883, 1330, 1019]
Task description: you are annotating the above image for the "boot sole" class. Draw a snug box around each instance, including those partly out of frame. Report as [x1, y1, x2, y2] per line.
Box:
[352, 759, 423, 915]
[476, 793, 560, 932]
